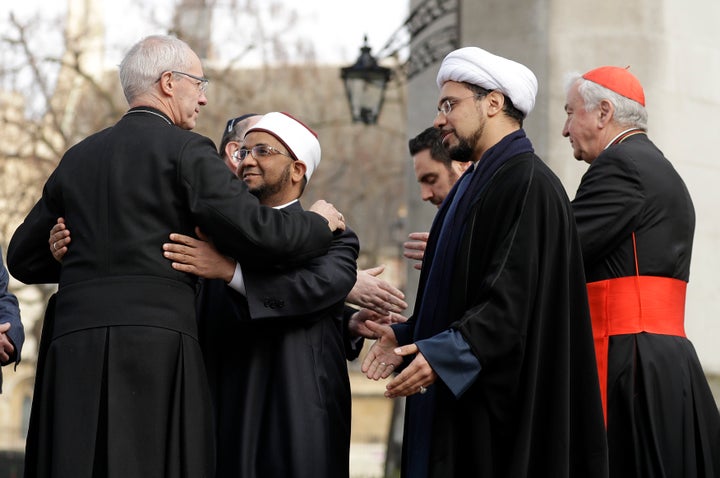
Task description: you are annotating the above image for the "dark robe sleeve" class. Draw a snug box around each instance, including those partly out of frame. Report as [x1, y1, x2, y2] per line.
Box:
[8, 135, 334, 284]
[342, 305, 365, 361]
[571, 152, 644, 264]
[178, 138, 333, 267]
[415, 329, 481, 397]
[7, 173, 63, 284]
[241, 227, 359, 320]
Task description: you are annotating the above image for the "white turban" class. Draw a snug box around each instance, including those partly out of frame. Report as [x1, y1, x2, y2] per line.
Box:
[245, 112, 321, 182]
[436, 47, 538, 117]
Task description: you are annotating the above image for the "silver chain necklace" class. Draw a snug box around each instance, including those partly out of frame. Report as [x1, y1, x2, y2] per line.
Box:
[124, 109, 173, 125]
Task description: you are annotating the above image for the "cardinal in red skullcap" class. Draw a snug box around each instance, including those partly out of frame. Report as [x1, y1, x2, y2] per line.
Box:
[563, 68, 720, 477]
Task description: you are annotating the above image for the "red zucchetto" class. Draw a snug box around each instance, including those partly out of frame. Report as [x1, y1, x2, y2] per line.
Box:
[582, 66, 645, 106]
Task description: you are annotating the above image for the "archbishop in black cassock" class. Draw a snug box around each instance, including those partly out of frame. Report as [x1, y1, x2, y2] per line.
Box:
[7, 38, 334, 478]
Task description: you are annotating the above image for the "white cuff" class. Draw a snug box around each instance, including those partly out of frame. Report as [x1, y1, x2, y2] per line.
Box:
[227, 262, 246, 296]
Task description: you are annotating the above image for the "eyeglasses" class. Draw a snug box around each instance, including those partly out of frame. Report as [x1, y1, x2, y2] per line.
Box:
[437, 93, 485, 116]
[158, 70, 209, 93]
[234, 145, 294, 162]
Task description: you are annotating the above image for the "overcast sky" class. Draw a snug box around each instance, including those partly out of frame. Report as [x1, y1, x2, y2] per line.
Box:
[4, 0, 409, 67]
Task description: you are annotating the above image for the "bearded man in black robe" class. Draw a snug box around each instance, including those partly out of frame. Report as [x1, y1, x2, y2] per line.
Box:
[363, 47, 608, 478]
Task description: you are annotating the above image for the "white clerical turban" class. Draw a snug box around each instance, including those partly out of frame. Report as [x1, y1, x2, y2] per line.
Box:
[436, 47, 538, 117]
[245, 112, 321, 181]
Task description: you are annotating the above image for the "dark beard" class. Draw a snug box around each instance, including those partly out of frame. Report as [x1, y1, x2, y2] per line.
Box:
[250, 164, 293, 202]
[449, 121, 484, 162]
[449, 139, 473, 162]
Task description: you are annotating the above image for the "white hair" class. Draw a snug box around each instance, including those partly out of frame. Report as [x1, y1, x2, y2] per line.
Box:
[565, 72, 648, 131]
[119, 35, 195, 104]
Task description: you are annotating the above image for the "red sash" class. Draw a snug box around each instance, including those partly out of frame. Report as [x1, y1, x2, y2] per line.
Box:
[586, 234, 687, 425]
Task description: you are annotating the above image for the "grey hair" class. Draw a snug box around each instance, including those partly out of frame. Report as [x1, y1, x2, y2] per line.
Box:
[119, 35, 194, 103]
[564, 72, 648, 131]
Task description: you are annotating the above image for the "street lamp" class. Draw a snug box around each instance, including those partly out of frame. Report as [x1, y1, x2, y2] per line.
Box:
[340, 36, 392, 125]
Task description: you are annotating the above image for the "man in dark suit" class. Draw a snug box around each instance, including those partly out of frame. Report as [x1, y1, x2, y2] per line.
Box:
[0, 250, 22, 394]
[162, 112, 360, 477]
[7, 35, 344, 478]
[362, 47, 608, 478]
[564, 66, 720, 477]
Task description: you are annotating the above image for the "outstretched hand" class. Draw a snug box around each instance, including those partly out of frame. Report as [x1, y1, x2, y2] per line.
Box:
[347, 266, 407, 315]
[348, 308, 406, 339]
[361, 321, 402, 380]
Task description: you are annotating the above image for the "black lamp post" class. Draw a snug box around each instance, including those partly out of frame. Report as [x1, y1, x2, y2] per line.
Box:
[340, 36, 392, 125]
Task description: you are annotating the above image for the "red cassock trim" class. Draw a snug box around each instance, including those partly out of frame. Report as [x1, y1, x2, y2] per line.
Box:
[587, 275, 687, 426]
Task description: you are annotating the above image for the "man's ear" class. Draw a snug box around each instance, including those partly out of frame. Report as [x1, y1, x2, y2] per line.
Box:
[157, 71, 175, 95]
[292, 161, 308, 183]
[224, 141, 240, 161]
[597, 99, 615, 127]
[484, 90, 505, 117]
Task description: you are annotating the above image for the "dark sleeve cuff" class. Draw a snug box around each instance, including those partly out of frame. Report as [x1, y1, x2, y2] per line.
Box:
[416, 329, 481, 398]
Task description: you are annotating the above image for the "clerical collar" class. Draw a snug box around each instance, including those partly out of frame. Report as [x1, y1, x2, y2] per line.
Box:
[604, 128, 645, 150]
[273, 199, 299, 210]
[123, 107, 173, 125]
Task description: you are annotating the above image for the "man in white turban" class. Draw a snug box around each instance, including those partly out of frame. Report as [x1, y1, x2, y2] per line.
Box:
[362, 47, 608, 478]
[161, 111, 360, 477]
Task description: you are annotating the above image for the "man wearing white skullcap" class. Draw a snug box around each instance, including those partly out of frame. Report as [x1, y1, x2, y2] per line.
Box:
[436, 46, 538, 117]
[158, 110, 360, 477]
[363, 48, 608, 478]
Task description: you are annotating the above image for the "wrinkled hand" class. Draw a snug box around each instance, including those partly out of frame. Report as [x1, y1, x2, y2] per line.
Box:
[403, 232, 428, 270]
[346, 266, 407, 315]
[309, 200, 346, 232]
[348, 308, 407, 339]
[0, 322, 14, 364]
[361, 321, 402, 380]
[49, 217, 70, 262]
[162, 227, 236, 281]
[384, 343, 438, 398]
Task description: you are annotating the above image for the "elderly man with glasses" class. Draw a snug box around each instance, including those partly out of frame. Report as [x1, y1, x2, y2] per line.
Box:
[9, 35, 346, 478]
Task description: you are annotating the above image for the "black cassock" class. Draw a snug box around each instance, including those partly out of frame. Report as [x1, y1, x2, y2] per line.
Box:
[8, 108, 332, 478]
[572, 132, 720, 478]
[200, 202, 359, 478]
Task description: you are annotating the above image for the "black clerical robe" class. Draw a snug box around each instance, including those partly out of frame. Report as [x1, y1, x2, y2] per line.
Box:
[200, 201, 359, 478]
[393, 140, 608, 478]
[7, 108, 332, 478]
[572, 132, 720, 478]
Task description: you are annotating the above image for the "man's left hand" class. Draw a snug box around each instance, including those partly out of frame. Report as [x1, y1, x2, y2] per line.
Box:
[384, 343, 438, 398]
